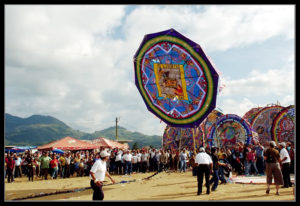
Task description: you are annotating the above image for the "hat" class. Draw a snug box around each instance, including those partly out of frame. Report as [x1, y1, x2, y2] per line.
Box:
[100, 150, 110, 158]
[269, 141, 276, 147]
[279, 142, 286, 148]
[199, 147, 205, 153]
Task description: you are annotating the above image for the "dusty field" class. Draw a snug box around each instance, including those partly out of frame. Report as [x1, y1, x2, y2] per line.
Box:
[5, 171, 295, 201]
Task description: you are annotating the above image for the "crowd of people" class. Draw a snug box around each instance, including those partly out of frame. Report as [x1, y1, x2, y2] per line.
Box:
[195, 140, 294, 195]
[5, 140, 295, 193]
[5, 150, 99, 182]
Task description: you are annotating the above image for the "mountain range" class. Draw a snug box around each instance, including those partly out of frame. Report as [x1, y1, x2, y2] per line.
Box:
[4, 113, 163, 148]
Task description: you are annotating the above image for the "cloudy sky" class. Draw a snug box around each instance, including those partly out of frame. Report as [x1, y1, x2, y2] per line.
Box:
[5, 5, 295, 136]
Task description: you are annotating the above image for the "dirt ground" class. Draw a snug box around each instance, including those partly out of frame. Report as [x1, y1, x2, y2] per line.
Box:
[5, 171, 295, 201]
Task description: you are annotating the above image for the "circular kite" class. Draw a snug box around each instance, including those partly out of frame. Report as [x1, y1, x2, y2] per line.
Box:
[162, 126, 181, 150]
[271, 105, 295, 144]
[242, 107, 263, 125]
[134, 28, 219, 127]
[163, 125, 203, 150]
[207, 114, 253, 148]
[251, 105, 284, 145]
[200, 109, 224, 140]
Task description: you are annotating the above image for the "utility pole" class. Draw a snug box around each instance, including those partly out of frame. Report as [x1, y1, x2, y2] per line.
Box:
[115, 117, 119, 141]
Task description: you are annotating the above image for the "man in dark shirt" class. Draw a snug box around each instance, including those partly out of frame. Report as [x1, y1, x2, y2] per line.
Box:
[26, 154, 34, 181]
[210, 147, 226, 191]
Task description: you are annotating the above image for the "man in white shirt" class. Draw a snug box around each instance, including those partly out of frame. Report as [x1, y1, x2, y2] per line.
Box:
[123, 150, 133, 175]
[279, 142, 292, 188]
[141, 150, 149, 173]
[137, 150, 142, 173]
[90, 150, 115, 200]
[132, 151, 138, 173]
[195, 147, 213, 196]
[14, 154, 22, 178]
[115, 149, 123, 175]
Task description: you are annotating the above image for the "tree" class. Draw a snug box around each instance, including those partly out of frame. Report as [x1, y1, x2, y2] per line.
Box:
[132, 142, 139, 150]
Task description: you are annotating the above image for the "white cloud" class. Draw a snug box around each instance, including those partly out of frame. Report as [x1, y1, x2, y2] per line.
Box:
[216, 52, 295, 117]
[5, 5, 295, 136]
[219, 58, 294, 98]
[217, 98, 259, 117]
[122, 5, 294, 52]
[280, 95, 295, 106]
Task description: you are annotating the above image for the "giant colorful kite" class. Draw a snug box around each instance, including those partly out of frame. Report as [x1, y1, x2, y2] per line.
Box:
[271, 105, 295, 144]
[207, 114, 253, 148]
[242, 107, 263, 125]
[200, 109, 224, 141]
[134, 28, 219, 127]
[251, 105, 284, 145]
[163, 125, 203, 150]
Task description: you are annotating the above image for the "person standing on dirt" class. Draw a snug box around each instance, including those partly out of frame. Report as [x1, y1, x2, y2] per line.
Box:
[14, 154, 22, 178]
[210, 147, 227, 192]
[263, 141, 284, 195]
[90, 150, 115, 201]
[179, 149, 187, 173]
[159, 150, 169, 172]
[195, 147, 213, 196]
[50, 155, 59, 179]
[115, 149, 123, 175]
[39, 152, 52, 180]
[123, 150, 133, 175]
[6, 153, 15, 183]
[26, 153, 35, 181]
[59, 153, 66, 178]
[64, 152, 71, 178]
[278, 142, 292, 188]
[141, 149, 149, 173]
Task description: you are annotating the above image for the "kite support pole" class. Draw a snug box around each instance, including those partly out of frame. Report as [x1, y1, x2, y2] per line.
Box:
[179, 128, 182, 150]
[193, 125, 196, 154]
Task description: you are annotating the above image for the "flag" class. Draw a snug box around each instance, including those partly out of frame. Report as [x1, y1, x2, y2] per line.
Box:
[218, 84, 226, 93]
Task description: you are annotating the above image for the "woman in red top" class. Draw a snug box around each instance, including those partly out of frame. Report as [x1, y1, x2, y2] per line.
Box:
[50, 155, 59, 179]
[245, 147, 258, 176]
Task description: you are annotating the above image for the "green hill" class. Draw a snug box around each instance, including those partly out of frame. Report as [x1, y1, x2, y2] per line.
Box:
[4, 113, 88, 146]
[4, 113, 163, 148]
[89, 126, 162, 148]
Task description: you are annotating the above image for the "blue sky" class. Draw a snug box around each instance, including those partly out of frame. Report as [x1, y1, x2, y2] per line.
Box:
[5, 5, 295, 136]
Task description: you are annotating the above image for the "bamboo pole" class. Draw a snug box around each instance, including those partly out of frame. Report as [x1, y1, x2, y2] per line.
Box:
[179, 128, 182, 150]
[192, 125, 196, 154]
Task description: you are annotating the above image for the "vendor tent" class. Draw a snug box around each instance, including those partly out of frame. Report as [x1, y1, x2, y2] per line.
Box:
[90, 137, 129, 150]
[5, 146, 37, 153]
[37, 136, 99, 151]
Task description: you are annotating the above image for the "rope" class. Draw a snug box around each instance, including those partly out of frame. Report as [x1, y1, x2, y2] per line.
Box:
[11, 171, 160, 200]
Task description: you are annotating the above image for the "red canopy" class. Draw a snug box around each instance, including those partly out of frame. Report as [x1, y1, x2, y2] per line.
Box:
[37, 136, 99, 151]
[91, 137, 129, 150]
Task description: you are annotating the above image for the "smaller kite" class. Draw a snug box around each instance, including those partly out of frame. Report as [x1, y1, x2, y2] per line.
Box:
[251, 105, 284, 145]
[271, 105, 295, 144]
[207, 114, 253, 148]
